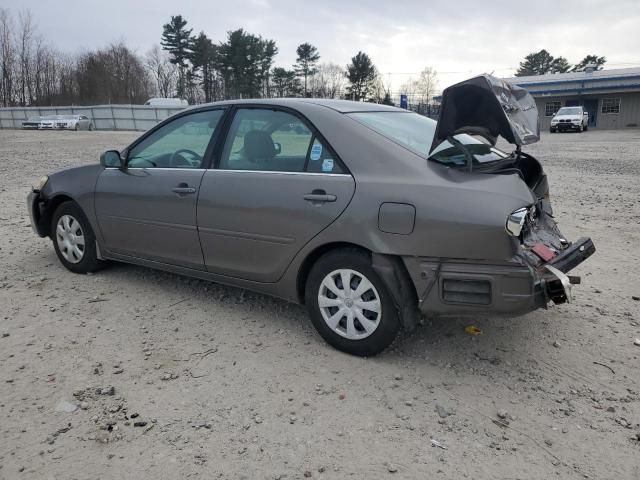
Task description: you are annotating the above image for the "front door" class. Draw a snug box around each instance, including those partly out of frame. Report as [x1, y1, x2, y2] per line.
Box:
[583, 98, 598, 127]
[197, 107, 355, 282]
[95, 109, 225, 270]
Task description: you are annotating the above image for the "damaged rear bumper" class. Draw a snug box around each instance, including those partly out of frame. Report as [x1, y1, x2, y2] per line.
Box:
[402, 236, 595, 318]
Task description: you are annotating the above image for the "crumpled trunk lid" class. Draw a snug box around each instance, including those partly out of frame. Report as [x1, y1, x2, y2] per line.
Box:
[430, 74, 540, 152]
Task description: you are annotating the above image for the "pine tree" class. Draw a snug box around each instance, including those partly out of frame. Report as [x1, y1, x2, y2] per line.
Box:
[346, 51, 377, 101]
[294, 43, 320, 97]
[190, 32, 218, 102]
[516, 49, 572, 76]
[160, 15, 193, 99]
[571, 55, 606, 72]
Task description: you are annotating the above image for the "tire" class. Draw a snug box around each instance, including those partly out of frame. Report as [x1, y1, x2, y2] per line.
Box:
[304, 249, 400, 357]
[74, 123, 78, 131]
[88, 123, 93, 131]
[584, 124, 588, 131]
[51, 201, 103, 274]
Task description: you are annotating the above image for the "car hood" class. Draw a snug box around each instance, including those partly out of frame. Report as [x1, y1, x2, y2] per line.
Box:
[430, 74, 540, 152]
[552, 115, 581, 121]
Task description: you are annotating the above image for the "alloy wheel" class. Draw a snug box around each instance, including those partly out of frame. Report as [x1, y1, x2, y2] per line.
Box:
[318, 268, 382, 340]
[56, 214, 85, 263]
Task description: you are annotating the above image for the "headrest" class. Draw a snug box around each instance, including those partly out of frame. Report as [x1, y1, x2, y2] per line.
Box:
[244, 130, 276, 161]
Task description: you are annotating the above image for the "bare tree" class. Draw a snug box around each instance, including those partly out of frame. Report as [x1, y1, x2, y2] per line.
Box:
[400, 66, 439, 107]
[310, 62, 345, 98]
[0, 8, 15, 106]
[413, 66, 438, 105]
[145, 44, 177, 98]
[16, 9, 35, 105]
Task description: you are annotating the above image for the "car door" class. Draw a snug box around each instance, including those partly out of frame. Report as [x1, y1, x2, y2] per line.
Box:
[197, 106, 355, 282]
[95, 108, 226, 270]
[79, 115, 89, 130]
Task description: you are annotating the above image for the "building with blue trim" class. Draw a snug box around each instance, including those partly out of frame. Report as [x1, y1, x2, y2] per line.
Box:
[505, 67, 640, 131]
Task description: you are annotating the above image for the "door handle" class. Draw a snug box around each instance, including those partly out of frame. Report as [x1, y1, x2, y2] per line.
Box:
[304, 190, 337, 203]
[172, 183, 196, 195]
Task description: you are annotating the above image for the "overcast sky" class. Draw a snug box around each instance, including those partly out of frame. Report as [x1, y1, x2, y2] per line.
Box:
[4, 0, 640, 91]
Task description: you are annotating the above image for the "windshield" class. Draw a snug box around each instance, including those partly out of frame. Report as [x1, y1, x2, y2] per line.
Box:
[556, 107, 582, 115]
[348, 111, 509, 167]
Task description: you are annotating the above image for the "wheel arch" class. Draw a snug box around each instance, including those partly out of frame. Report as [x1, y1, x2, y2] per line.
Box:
[296, 242, 420, 332]
[296, 242, 371, 304]
[40, 194, 76, 238]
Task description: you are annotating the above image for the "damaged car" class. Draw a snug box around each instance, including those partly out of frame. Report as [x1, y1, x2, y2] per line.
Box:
[27, 74, 595, 356]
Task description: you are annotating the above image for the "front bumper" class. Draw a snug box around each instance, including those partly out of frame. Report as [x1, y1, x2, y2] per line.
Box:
[551, 123, 582, 131]
[403, 236, 595, 317]
[27, 190, 47, 237]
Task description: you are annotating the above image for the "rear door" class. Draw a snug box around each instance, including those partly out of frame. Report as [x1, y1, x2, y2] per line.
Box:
[95, 108, 226, 269]
[197, 106, 355, 282]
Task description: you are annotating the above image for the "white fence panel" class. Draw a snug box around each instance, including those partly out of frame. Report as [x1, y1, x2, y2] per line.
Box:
[0, 105, 186, 131]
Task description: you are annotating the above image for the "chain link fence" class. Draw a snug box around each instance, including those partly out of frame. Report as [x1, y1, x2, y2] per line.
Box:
[0, 105, 186, 131]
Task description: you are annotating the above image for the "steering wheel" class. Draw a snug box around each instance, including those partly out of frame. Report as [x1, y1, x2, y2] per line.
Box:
[169, 149, 201, 168]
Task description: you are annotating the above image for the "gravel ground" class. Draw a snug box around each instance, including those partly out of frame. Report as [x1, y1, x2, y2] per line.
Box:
[1, 128, 639, 479]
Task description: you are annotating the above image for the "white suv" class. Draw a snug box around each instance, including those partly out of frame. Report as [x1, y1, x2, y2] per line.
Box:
[550, 106, 589, 133]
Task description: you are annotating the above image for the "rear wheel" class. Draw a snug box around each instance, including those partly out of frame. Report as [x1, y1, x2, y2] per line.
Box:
[51, 201, 103, 273]
[305, 249, 400, 356]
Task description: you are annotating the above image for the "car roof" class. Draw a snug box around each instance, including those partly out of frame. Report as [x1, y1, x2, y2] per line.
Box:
[192, 97, 404, 114]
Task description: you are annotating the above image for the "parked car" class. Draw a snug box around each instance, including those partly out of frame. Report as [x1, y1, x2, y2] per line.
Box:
[21, 116, 43, 129]
[38, 115, 58, 130]
[144, 97, 189, 107]
[54, 114, 93, 131]
[550, 106, 589, 133]
[27, 74, 595, 356]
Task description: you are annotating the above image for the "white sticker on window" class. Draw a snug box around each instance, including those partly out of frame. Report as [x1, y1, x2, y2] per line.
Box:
[310, 142, 322, 161]
[322, 158, 334, 172]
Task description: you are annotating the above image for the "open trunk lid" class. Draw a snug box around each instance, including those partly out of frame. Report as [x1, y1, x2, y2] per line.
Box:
[430, 74, 540, 152]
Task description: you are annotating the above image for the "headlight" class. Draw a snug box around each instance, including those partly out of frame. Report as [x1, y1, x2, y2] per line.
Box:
[551, 119, 558, 124]
[67, 122, 75, 127]
[33, 175, 48, 192]
[505, 207, 529, 237]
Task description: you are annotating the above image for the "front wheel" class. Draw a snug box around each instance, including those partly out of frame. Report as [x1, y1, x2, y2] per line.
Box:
[305, 249, 400, 356]
[51, 201, 104, 273]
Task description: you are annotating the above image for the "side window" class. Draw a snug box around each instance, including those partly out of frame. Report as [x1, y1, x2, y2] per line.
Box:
[220, 109, 313, 172]
[306, 137, 345, 174]
[127, 109, 224, 169]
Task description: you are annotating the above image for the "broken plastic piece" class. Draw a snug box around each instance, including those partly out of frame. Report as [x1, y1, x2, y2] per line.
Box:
[531, 242, 556, 262]
[431, 438, 447, 449]
[464, 325, 482, 336]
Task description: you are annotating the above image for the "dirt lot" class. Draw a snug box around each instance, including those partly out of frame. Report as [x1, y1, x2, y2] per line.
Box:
[1, 128, 639, 479]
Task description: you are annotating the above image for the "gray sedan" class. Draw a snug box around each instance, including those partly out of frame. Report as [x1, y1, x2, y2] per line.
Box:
[27, 74, 595, 356]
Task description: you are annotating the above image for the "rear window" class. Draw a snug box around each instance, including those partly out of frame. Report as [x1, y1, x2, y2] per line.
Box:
[348, 111, 435, 157]
[348, 111, 508, 167]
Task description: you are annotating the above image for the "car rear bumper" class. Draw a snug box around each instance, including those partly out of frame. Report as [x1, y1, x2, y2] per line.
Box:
[403, 237, 595, 317]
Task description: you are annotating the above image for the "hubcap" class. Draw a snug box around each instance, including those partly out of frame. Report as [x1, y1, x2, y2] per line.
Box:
[56, 214, 85, 264]
[318, 269, 382, 340]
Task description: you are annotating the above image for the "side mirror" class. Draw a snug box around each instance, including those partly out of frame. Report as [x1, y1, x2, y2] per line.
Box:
[100, 150, 124, 169]
[273, 142, 282, 155]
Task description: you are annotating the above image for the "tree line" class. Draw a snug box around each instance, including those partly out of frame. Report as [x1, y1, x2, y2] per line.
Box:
[515, 49, 606, 76]
[0, 9, 411, 107]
